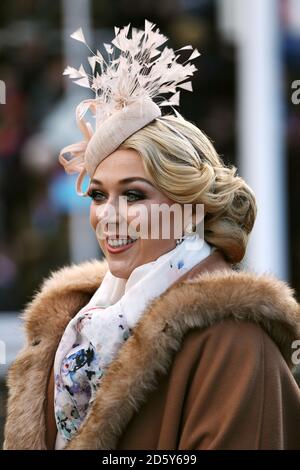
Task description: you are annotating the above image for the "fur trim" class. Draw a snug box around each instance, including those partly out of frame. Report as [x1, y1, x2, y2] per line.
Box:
[23, 258, 109, 343]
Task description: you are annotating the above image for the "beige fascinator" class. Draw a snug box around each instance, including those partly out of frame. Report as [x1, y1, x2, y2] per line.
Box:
[59, 19, 200, 195]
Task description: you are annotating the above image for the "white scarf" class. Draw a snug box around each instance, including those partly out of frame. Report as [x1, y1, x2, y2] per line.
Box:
[54, 234, 213, 449]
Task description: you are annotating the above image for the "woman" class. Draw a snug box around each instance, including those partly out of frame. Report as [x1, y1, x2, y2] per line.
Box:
[4, 22, 300, 450]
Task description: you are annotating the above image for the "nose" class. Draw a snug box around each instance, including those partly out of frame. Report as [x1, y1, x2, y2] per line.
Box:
[95, 196, 128, 237]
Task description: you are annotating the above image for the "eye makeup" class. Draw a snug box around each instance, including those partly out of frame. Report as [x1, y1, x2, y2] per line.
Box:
[88, 188, 147, 203]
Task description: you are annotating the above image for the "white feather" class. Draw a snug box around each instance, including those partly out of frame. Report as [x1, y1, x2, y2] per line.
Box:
[104, 43, 113, 54]
[189, 49, 201, 61]
[66, 19, 200, 124]
[70, 28, 86, 44]
[63, 66, 82, 78]
[74, 77, 90, 88]
[168, 91, 180, 106]
[177, 45, 193, 51]
[88, 56, 97, 70]
[177, 81, 193, 92]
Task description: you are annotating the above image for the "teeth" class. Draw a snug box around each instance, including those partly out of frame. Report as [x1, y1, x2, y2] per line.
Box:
[107, 238, 136, 248]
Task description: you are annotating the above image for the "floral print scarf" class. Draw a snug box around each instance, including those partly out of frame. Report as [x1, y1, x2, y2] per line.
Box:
[54, 234, 212, 449]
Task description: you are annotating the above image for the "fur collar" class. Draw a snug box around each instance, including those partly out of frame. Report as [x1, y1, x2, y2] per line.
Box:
[15, 255, 300, 449]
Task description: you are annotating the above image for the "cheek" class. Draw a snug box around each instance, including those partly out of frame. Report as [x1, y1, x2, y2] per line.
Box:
[144, 197, 178, 238]
[90, 203, 97, 230]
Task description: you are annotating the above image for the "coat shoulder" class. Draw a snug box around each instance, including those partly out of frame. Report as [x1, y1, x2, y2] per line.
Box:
[146, 269, 300, 369]
[181, 318, 289, 367]
[33, 257, 109, 298]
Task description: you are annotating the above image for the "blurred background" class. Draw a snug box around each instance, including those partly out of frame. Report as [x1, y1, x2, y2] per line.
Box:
[0, 0, 300, 446]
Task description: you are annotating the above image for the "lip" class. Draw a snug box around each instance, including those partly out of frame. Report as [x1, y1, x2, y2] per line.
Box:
[105, 237, 138, 254]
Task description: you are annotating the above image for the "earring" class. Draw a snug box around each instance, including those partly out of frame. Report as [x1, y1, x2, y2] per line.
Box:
[184, 222, 196, 235]
[175, 222, 196, 246]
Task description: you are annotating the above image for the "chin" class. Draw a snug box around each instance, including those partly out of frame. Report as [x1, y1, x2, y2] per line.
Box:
[107, 262, 134, 280]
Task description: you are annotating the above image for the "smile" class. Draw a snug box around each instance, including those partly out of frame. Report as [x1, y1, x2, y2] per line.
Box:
[106, 237, 138, 254]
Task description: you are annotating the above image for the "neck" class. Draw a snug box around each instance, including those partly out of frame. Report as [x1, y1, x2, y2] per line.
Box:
[175, 249, 232, 284]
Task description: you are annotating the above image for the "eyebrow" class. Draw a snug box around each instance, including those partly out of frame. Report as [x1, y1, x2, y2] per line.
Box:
[90, 177, 155, 188]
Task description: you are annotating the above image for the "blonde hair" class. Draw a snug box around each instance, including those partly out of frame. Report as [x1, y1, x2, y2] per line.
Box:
[119, 114, 257, 264]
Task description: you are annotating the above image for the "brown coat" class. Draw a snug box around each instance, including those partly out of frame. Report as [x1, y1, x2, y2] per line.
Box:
[3, 250, 300, 450]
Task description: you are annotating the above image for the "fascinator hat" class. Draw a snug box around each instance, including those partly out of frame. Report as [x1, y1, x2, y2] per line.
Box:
[59, 20, 200, 195]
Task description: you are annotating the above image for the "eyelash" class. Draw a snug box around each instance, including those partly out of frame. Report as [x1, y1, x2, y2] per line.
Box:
[88, 189, 146, 203]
